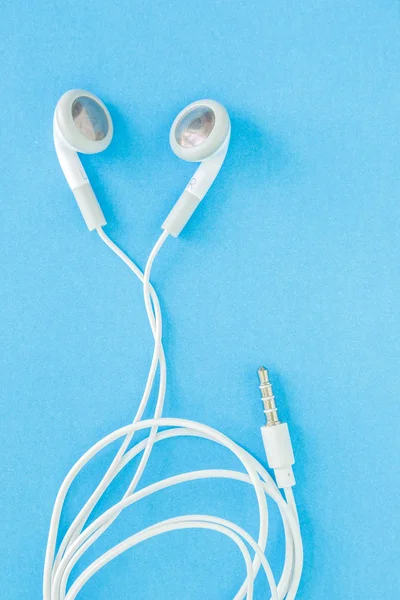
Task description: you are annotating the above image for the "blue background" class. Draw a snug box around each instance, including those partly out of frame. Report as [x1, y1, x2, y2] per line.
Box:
[1, 1, 399, 598]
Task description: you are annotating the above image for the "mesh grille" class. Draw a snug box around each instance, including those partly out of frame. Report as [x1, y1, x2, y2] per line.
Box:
[72, 97, 109, 141]
[175, 107, 215, 148]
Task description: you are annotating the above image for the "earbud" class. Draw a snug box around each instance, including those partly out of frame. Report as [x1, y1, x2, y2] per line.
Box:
[53, 89, 113, 230]
[162, 99, 231, 237]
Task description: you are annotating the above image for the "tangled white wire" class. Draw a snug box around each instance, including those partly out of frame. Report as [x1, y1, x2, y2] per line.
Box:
[43, 230, 304, 600]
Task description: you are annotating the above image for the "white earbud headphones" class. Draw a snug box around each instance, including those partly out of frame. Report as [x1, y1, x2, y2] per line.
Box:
[54, 90, 230, 236]
[46, 89, 303, 600]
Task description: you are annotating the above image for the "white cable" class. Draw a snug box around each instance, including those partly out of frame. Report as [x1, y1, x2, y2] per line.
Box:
[43, 231, 303, 599]
[48, 231, 167, 578]
[47, 419, 301, 600]
[65, 518, 268, 600]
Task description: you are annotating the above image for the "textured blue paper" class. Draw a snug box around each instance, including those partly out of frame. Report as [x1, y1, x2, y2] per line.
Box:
[1, 1, 399, 598]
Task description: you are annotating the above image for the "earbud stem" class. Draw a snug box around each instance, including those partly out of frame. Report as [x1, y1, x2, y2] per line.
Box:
[162, 191, 202, 237]
[54, 134, 106, 231]
[162, 145, 228, 237]
[72, 184, 107, 231]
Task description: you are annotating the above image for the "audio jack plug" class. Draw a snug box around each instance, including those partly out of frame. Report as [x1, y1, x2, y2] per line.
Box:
[257, 367, 296, 488]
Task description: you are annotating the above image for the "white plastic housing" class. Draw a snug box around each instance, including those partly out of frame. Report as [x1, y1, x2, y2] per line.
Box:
[53, 89, 113, 231]
[53, 129, 90, 191]
[55, 89, 113, 155]
[162, 139, 229, 237]
[183, 137, 229, 200]
[163, 99, 231, 237]
[261, 423, 296, 488]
